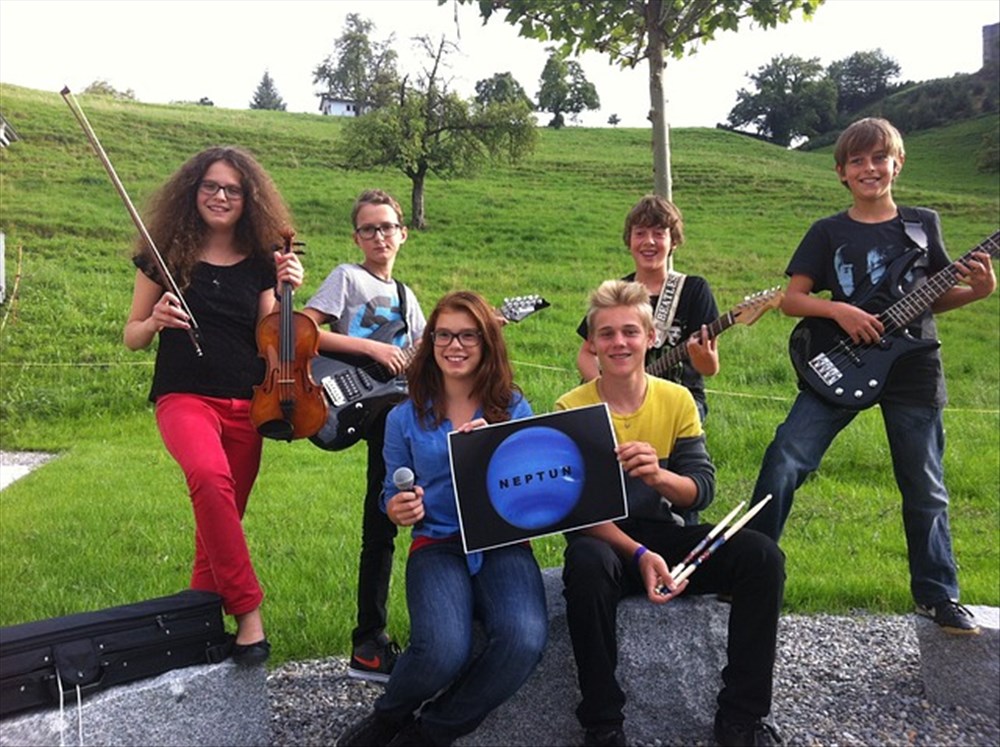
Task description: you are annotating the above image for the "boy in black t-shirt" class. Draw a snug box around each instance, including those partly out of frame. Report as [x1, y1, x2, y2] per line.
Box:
[575, 195, 719, 422]
[747, 117, 996, 635]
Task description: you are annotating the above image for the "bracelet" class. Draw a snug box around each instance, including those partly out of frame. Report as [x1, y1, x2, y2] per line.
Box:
[632, 545, 648, 568]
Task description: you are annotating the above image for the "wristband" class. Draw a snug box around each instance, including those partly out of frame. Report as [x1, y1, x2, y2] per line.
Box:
[632, 545, 648, 568]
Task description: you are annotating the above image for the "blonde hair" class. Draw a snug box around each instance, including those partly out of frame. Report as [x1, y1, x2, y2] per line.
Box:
[584, 279, 653, 338]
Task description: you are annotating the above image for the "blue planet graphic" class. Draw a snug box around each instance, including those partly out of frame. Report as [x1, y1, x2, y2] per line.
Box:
[486, 426, 585, 530]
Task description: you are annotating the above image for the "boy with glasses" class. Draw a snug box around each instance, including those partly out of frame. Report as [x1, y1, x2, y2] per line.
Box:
[303, 189, 426, 682]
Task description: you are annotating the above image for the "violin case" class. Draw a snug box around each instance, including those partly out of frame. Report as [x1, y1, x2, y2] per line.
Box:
[0, 589, 232, 717]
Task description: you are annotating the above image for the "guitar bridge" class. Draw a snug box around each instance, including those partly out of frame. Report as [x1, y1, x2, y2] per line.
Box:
[808, 353, 843, 386]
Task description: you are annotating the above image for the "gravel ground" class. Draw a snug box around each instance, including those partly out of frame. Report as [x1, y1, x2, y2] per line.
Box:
[267, 613, 999, 747]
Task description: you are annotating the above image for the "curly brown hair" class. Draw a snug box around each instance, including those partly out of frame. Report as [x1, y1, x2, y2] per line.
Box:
[133, 146, 292, 290]
[406, 291, 521, 428]
[622, 194, 685, 249]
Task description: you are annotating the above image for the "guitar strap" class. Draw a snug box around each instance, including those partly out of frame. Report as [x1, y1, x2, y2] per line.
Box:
[652, 271, 686, 349]
[898, 206, 928, 252]
[394, 279, 410, 343]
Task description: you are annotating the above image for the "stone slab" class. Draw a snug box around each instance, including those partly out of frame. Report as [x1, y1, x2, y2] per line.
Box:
[915, 604, 999, 721]
[0, 660, 268, 747]
[458, 567, 729, 746]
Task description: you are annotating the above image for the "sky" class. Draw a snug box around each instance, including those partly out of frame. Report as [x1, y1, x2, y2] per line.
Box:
[1, 0, 998, 128]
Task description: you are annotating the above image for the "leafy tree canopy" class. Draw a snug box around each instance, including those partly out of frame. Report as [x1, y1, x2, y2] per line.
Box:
[83, 79, 136, 101]
[475, 71, 533, 108]
[726, 54, 836, 146]
[827, 49, 901, 115]
[313, 13, 399, 113]
[446, 0, 822, 197]
[341, 35, 536, 229]
[249, 71, 287, 111]
[536, 49, 600, 128]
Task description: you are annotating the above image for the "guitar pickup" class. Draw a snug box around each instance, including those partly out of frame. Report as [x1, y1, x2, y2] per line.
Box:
[808, 353, 843, 386]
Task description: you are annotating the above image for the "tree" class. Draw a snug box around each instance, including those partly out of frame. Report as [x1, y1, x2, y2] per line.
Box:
[536, 50, 600, 128]
[83, 79, 136, 101]
[447, 0, 823, 199]
[608, 113, 621, 126]
[475, 72, 533, 108]
[726, 54, 836, 146]
[249, 71, 287, 111]
[827, 49, 900, 116]
[341, 35, 536, 229]
[313, 13, 399, 114]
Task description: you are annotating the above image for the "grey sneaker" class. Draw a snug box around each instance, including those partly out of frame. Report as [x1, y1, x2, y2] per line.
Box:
[915, 600, 981, 635]
[349, 637, 402, 683]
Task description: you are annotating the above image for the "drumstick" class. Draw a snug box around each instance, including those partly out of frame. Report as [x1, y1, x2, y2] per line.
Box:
[657, 495, 773, 593]
[670, 500, 746, 578]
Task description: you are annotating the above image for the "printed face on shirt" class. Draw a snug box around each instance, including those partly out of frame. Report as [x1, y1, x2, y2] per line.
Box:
[588, 305, 654, 377]
[432, 309, 483, 381]
[835, 148, 902, 203]
[629, 224, 672, 273]
[353, 203, 407, 274]
[196, 161, 244, 232]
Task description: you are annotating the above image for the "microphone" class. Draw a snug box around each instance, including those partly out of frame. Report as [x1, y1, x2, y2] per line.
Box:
[392, 466, 415, 491]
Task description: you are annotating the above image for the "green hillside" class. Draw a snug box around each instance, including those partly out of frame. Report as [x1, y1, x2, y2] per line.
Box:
[0, 84, 997, 663]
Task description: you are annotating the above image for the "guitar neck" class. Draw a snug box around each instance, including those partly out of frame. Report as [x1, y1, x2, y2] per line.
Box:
[646, 311, 735, 377]
[881, 231, 999, 332]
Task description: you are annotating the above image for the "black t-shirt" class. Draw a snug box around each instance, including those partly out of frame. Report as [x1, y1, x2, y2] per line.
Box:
[135, 255, 275, 402]
[786, 208, 950, 406]
[577, 272, 718, 413]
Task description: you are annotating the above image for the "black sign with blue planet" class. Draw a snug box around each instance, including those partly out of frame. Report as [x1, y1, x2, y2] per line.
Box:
[449, 403, 627, 552]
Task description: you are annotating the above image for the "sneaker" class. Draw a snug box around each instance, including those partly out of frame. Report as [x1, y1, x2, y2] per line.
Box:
[336, 711, 412, 747]
[387, 720, 448, 746]
[583, 726, 626, 747]
[714, 712, 782, 746]
[349, 637, 402, 683]
[915, 600, 981, 635]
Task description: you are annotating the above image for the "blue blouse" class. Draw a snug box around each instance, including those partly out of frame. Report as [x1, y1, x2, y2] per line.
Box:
[381, 393, 533, 542]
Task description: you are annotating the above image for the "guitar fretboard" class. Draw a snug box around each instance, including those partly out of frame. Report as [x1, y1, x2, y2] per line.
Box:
[880, 231, 999, 334]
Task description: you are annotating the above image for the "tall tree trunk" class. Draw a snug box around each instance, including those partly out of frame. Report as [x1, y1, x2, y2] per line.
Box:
[646, 0, 672, 201]
[410, 168, 427, 230]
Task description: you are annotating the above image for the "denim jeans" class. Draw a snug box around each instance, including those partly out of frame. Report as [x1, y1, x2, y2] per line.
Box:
[749, 390, 959, 605]
[375, 541, 547, 744]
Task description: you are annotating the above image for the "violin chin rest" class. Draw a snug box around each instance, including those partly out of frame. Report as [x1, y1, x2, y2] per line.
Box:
[256, 418, 294, 442]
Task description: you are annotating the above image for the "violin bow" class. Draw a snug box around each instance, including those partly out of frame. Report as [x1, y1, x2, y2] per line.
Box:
[60, 86, 204, 357]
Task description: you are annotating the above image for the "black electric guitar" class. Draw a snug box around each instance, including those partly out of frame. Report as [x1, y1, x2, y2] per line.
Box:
[646, 287, 784, 380]
[790, 230, 999, 410]
[309, 295, 550, 451]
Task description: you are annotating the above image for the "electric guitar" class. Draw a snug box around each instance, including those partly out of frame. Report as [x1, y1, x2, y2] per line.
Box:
[646, 287, 784, 380]
[309, 294, 550, 451]
[789, 230, 999, 410]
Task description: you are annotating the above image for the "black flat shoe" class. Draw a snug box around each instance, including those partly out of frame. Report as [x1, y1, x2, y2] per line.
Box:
[231, 637, 271, 666]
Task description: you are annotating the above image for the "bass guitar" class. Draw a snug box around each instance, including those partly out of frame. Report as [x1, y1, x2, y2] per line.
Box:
[310, 294, 550, 451]
[789, 230, 999, 410]
[646, 287, 784, 380]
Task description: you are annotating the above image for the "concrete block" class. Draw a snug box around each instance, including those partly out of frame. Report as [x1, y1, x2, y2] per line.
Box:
[0, 660, 268, 747]
[915, 604, 999, 720]
[459, 567, 729, 746]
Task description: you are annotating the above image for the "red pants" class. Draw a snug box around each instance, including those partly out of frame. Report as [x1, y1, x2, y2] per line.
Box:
[155, 393, 264, 616]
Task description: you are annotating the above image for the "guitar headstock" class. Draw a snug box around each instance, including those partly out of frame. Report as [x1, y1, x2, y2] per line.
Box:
[732, 287, 784, 326]
[499, 294, 551, 323]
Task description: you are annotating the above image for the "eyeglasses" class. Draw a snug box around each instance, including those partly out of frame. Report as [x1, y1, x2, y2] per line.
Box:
[198, 180, 244, 200]
[355, 223, 402, 240]
[430, 329, 482, 347]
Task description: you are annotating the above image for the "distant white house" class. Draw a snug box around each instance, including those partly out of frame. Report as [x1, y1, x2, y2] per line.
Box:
[318, 95, 365, 117]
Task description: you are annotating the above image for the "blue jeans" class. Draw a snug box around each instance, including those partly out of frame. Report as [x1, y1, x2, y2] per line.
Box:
[375, 541, 547, 744]
[749, 390, 959, 605]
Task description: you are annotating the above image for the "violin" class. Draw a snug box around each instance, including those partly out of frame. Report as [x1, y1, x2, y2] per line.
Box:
[250, 230, 327, 441]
